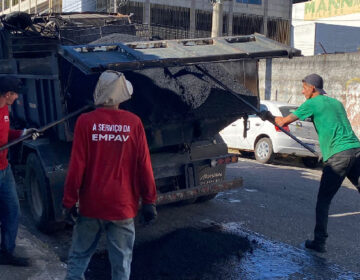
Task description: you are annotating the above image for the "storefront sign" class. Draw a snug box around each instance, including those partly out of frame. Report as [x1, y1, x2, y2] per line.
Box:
[304, 0, 360, 20]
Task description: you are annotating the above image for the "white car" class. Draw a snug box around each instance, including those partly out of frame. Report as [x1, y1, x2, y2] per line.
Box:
[220, 100, 321, 167]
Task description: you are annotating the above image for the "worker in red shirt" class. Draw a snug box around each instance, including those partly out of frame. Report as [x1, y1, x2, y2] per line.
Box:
[63, 70, 157, 280]
[0, 77, 39, 267]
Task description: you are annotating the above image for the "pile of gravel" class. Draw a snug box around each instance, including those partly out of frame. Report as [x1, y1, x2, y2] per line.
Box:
[85, 227, 252, 280]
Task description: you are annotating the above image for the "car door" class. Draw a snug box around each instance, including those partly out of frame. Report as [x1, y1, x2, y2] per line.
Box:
[279, 105, 320, 152]
[220, 117, 248, 149]
[242, 103, 269, 149]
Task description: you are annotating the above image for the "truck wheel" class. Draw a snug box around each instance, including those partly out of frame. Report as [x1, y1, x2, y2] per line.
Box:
[196, 193, 217, 203]
[302, 157, 319, 168]
[25, 153, 54, 233]
[254, 137, 274, 164]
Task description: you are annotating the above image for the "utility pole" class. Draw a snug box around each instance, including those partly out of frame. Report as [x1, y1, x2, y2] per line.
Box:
[35, 0, 37, 13]
[190, 0, 196, 38]
[28, 0, 31, 13]
[1, 0, 4, 15]
[263, 0, 268, 37]
[228, 0, 234, 36]
[211, 0, 223, 38]
[143, 0, 150, 25]
[113, 0, 116, 13]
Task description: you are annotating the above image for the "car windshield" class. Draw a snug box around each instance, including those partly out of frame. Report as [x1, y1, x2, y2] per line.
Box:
[279, 106, 298, 117]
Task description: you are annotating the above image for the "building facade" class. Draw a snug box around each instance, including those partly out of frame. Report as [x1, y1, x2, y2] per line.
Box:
[292, 0, 360, 55]
[117, 0, 292, 43]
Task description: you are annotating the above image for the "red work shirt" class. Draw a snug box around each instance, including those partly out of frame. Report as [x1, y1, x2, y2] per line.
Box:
[0, 105, 22, 170]
[63, 108, 157, 220]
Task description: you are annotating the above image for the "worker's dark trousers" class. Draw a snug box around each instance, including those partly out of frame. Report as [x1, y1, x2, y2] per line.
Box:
[314, 148, 360, 243]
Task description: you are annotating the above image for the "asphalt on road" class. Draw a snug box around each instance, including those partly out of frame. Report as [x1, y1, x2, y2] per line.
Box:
[18, 156, 360, 279]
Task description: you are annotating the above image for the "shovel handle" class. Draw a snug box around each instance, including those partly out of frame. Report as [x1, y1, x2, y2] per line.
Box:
[0, 104, 94, 151]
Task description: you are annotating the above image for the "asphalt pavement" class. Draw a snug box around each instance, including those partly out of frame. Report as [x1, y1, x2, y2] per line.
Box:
[0, 225, 66, 280]
[12, 155, 360, 279]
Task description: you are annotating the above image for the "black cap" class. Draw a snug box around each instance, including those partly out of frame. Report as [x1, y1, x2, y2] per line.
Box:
[0, 76, 22, 94]
[302, 74, 326, 94]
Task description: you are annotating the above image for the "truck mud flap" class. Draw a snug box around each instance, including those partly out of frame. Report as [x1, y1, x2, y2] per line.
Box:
[156, 178, 243, 205]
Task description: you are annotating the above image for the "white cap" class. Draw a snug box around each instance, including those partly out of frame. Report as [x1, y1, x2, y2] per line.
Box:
[93, 70, 133, 106]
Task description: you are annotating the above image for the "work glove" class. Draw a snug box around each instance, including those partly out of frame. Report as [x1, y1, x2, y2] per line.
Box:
[141, 203, 157, 224]
[258, 110, 275, 122]
[62, 205, 78, 225]
[22, 128, 41, 140]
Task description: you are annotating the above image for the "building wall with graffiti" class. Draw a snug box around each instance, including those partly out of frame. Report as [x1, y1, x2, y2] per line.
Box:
[259, 52, 360, 137]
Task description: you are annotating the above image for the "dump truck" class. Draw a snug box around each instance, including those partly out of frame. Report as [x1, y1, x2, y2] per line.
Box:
[0, 12, 300, 231]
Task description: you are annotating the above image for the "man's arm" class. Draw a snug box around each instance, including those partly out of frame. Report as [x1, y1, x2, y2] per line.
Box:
[62, 116, 87, 209]
[275, 113, 298, 127]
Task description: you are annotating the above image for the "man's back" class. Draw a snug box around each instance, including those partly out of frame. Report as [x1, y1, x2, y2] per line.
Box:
[63, 108, 156, 220]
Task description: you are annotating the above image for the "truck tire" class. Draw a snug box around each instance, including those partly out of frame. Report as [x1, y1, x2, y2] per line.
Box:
[196, 193, 217, 203]
[25, 153, 54, 233]
[254, 137, 274, 164]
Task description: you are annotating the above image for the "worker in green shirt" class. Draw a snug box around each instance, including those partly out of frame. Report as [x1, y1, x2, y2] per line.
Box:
[275, 74, 360, 253]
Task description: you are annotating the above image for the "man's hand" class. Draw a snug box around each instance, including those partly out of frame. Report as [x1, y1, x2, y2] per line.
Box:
[275, 114, 299, 127]
[141, 204, 157, 224]
[62, 205, 78, 225]
[275, 116, 287, 127]
[22, 128, 41, 140]
[258, 110, 275, 122]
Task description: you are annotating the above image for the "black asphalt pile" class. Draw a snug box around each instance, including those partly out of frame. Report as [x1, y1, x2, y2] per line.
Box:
[123, 64, 257, 124]
[86, 227, 252, 280]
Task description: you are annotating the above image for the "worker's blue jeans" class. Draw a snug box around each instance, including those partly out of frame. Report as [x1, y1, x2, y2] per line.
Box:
[314, 148, 360, 243]
[65, 216, 135, 280]
[0, 165, 20, 254]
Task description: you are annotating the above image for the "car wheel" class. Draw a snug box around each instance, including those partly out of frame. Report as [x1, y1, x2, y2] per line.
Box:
[302, 157, 319, 168]
[254, 137, 274, 164]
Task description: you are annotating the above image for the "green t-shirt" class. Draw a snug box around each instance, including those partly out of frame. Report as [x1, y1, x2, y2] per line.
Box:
[293, 95, 360, 161]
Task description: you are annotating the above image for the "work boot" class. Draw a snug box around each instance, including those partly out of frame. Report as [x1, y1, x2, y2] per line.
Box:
[305, 239, 326, 253]
[0, 251, 30, 266]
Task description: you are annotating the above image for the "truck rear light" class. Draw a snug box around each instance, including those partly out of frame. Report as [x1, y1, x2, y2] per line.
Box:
[275, 125, 290, 132]
[215, 155, 238, 166]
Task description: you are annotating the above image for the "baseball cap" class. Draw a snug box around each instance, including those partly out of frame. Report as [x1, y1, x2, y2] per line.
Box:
[0, 76, 22, 94]
[302, 74, 327, 94]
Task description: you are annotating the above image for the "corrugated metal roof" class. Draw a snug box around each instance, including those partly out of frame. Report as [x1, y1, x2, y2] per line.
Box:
[58, 33, 301, 74]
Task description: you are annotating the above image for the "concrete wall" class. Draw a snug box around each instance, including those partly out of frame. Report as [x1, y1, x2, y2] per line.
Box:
[259, 52, 360, 137]
[131, 0, 292, 19]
